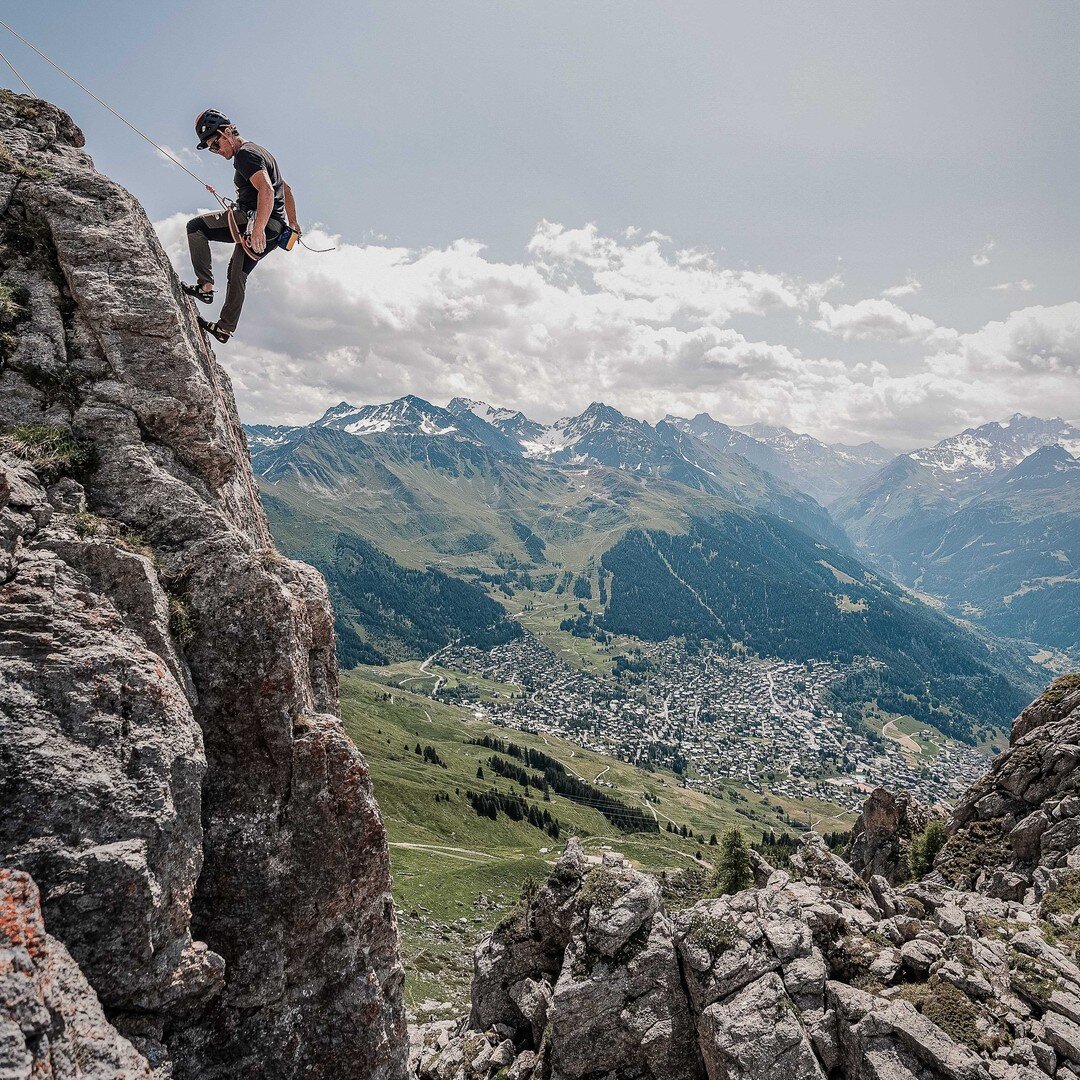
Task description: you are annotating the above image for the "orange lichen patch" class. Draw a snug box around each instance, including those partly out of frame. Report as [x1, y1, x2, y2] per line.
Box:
[0, 868, 47, 960]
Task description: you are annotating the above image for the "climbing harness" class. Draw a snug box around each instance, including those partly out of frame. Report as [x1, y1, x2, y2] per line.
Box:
[0, 20, 336, 255]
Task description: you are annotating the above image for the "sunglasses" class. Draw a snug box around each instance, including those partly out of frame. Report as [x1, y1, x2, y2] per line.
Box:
[208, 133, 226, 152]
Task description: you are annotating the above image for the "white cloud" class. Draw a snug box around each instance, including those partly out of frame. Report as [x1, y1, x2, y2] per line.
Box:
[813, 298, 956, 346]
[153, 215, 1080, 447]
[155, 144, 202, 171]
[972, 239, 996, 267]
[881, 275, 921, 299]
[989, 279, 1035, 293]
[931, 303, 1080, 377]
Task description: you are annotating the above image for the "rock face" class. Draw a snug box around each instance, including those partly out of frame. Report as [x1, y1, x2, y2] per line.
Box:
[849, 786, 932, 885]
[0, 868, 152, 1079]
[937, 675, 1080, 901]
[0, 91, 405, 1077]
[415, 676, 1080, 1080]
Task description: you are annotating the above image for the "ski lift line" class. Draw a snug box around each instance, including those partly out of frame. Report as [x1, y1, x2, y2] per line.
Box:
[0, 19, 335, 255]
[0, 47, 34, 95]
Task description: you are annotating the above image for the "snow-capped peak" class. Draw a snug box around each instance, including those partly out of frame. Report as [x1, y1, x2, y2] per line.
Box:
[319, 395, 460, 437]
[909, 414, 1080, 483]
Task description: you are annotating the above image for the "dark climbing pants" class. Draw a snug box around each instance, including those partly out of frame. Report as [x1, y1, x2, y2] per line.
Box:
[186, 210, 282, 333]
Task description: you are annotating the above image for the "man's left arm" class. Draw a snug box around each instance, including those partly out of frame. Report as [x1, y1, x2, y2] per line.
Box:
[284, 182, 300, 233]
[248, 169, 274, 254]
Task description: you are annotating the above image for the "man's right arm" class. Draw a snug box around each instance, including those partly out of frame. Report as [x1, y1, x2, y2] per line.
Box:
[284, 182, 300, 233]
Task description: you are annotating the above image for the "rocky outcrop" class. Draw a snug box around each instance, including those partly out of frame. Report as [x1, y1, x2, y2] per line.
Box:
[849, 786, 932, 885]
[0, 91, 405, 1077]
[936, 675, 1080, 903]
[415, 677, 1080, 1080]
[0, 868, 152, 1079]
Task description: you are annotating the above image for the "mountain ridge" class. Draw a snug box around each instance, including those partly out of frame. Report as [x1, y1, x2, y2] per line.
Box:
[835, 416, 1080, 656]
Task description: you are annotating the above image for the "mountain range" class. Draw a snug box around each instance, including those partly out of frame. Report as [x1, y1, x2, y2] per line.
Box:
[834, 414, 1080, 656]
[665, 414, 892, 505]
[245, 395, 1043, 741]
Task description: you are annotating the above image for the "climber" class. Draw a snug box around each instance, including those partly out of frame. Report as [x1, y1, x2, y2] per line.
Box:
[182, 109, 299, 343]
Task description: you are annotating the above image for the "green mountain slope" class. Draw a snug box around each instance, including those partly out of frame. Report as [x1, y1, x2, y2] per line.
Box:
[263, 491, 520, 664]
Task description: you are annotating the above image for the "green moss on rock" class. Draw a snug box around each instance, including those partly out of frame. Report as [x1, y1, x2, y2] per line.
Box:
[898, 977, 982, 1050]
[685, 911, 735, 955]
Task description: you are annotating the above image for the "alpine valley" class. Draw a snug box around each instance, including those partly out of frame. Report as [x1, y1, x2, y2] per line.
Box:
[244, 396, 1061, 759]
[835, 415, 1080, 660]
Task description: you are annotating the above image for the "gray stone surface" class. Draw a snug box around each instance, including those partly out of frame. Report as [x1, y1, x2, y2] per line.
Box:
[849, 787, 932, 886]
[0, 90, 405, 1078]
[0, 868, 153, 1079]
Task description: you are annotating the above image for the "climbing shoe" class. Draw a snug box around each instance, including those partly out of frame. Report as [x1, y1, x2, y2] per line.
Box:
[182, 281, 214, 304]
[197, 316, 231, 344]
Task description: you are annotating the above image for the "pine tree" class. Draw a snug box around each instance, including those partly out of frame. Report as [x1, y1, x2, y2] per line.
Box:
[715, 827, 752, 895]
[908, 819, 948, 878]
[476, 765, 485, 779]
[709, 833, 718, 846]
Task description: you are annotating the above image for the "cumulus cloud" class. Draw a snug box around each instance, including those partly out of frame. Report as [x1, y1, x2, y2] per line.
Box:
[990, 279, 1035, 293]
[881, 275, 921, 299]
[932, 303, 1080, 377]
[154, 216, 1080, 447]
[972, 239, 996, 267]
[813, 298, 956, 346]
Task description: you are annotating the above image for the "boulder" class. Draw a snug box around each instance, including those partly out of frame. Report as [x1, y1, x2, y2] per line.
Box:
[699, 972, 826, 1080]
[547, 868, 702, 1080]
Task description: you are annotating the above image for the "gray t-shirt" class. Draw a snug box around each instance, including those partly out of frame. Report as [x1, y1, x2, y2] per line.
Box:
[233, 142, 287, 225]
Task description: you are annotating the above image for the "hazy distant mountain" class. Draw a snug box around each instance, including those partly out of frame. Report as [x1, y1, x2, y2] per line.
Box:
[911, 445, 1080, 654]
[666, 414, 890, 505]
[834, 415, 1080, 657]
[906, 414, 1080, 488]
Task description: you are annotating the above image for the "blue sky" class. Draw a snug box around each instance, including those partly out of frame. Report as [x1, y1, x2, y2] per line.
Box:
[7, 2, 1080, 445]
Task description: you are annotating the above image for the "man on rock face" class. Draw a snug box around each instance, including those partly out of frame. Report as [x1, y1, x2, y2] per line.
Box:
[182, 108, 300, 343]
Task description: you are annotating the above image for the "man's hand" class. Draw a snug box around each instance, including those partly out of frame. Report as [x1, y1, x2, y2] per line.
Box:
[249, 227, 267, 254]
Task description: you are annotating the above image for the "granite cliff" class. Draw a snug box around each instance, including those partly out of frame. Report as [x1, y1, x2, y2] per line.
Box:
[414, 676, 1080, 1080]
[0, 92, 405, 1078]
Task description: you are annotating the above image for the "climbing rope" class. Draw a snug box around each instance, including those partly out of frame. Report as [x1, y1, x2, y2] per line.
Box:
[0, 19, 335, 254]
[0, 47, 34, 95]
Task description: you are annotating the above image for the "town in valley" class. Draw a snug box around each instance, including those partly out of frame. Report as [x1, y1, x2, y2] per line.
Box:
[436, 634, 990, 815]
